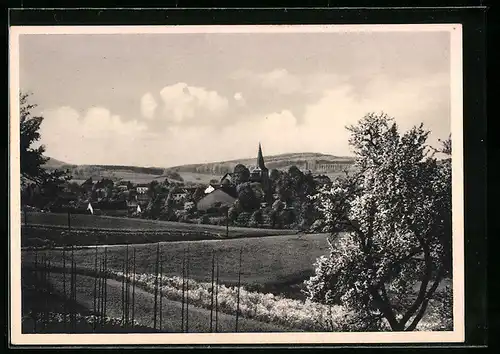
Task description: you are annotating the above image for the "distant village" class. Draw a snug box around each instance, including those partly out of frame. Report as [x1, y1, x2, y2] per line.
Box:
[23, 144, 350, 230]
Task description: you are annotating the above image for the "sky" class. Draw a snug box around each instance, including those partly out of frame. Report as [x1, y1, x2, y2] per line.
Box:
[19, 29, 452, 167]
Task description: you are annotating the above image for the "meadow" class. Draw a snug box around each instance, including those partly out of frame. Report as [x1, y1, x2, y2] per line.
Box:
[23, 234, 331, 299]
[23, 212, 294, 235]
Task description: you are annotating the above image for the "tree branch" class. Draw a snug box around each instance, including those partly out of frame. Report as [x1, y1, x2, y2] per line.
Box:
[369, 286, 400, 330]
[400, 245, 432, 327]
[405, 269, 444, 331]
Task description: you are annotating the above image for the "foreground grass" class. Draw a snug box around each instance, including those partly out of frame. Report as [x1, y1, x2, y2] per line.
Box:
[23, 234, 331, 299]
[21, 269, 158, 333]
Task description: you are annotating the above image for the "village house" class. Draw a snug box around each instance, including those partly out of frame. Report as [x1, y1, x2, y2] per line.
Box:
[196, 185, 238, 212]
[136, 183, 149, 194]
[136, 193, 150, 204]
[220, 172, 234, 185]
[117, 184, 128, 192]
[170, 187, 188, 202]
[80, 177, 94, 193]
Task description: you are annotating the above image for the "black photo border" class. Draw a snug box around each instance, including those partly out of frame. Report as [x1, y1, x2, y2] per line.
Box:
[5, 5, 488, 351]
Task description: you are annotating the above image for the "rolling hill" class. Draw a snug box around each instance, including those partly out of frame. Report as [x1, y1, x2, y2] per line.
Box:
[165, 152, 354, 175]
[42, 152, 356, 185]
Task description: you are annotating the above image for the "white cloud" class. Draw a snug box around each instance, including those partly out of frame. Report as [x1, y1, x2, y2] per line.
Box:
[205, 73, 450, 159]
[234, 92, 245, 106]
[159, 82, 229, 123]
[40, 106, 148, 165]
[233, 69, 302, 95]
[259, 69, 302, 94]
[38, 73, 449, 167]
[140, 92, 158, 119]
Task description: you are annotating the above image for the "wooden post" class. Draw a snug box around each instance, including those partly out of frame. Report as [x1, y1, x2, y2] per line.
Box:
[125, 244, 129, 327]
[121, 257, 125, 324]
[97, 260, 101, 326]
[70, 246, 75, 332]
[235, 247, 243, 332]
[181, 250, 185, 332]
[210, 250, 215, 332]
[93, 245, 98, 331]
[131, 248, 136, 328]
[103, 247, 108, 320]
[62, 244, 66, 328]
[186, 245, 190, 333]
[159, 259, 163, 331]
[43, 256, 48, 332]
[67, 209, 71, 241]
[226, 207, 229, 238]
[215, 254, 219, 333]
[32, 247, 38, 332]
[100, 259, 105, 327]
[153, 243, 159, 330]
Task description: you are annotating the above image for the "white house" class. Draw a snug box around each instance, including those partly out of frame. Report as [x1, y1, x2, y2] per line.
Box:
[204, 185, 215, 194]
[136, 184, 149, 194]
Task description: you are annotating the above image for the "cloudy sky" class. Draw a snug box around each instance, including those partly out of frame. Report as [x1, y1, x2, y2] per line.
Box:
[19, 29, 451, 167]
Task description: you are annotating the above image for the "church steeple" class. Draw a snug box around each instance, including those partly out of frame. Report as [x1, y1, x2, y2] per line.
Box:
[257, 142, 266, 170]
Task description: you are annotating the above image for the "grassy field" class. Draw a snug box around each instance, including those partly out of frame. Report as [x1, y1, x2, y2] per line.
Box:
[22, 212, 295, 236]
[23, 234, 331, 299]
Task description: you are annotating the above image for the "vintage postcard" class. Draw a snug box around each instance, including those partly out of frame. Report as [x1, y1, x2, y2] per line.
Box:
[9, 24, 464, 345]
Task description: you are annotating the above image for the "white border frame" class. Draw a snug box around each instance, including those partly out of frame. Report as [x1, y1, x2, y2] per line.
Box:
[9, 24, 464, 345]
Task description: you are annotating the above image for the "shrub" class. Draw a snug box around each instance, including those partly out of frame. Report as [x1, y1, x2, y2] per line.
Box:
[236, 212, 251, 227]
[199, 215, 210, 224]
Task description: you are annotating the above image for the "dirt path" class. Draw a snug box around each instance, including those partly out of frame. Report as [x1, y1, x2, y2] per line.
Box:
[47, 272, 296, 333]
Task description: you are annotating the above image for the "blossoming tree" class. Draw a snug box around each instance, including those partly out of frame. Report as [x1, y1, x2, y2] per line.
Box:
[305, 113, 452, 331]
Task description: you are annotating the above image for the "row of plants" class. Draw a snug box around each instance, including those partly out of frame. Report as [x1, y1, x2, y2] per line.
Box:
[112, 271, 450, 332]
[113, 270, 359, 332]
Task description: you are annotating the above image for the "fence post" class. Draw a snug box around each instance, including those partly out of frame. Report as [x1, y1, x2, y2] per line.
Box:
[159, 259, 163, 331]
[153, 243, 159, 330]
[104, 247, 108, 320]
[186, 245, 190, 333]
[100, 259, 104, 327]
[210, 250, 215, 333]
[181, 249, 185, 332]
[131, 247, 136, 328]
[121, 256, 125, 325]
[67, 209, 71, 243]
[62, 242, 67, 330]
[93, 244, 98, 332]
[226, 207, 229, 238]
[125, 244, 130, 327]
[43, 256, 48, 332]
[235, 247, 243, 332]
[215, 254, 219, 333]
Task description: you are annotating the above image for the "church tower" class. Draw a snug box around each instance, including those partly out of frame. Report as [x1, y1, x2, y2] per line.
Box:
[250, 142, 272, 203]
[257, 142, 266, 170]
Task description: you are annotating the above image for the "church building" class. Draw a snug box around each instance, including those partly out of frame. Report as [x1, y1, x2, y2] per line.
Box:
[250, 143, 272, 203]
[250, 143, 269, 182]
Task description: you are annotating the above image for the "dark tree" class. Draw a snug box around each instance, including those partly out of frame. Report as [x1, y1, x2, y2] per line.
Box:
[20, 92, 48, 185]
[233, 164, 250, 185]
[237, 182, 260, 212]
[20, 92, 73, 207]
[192, 186, 206, 203]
